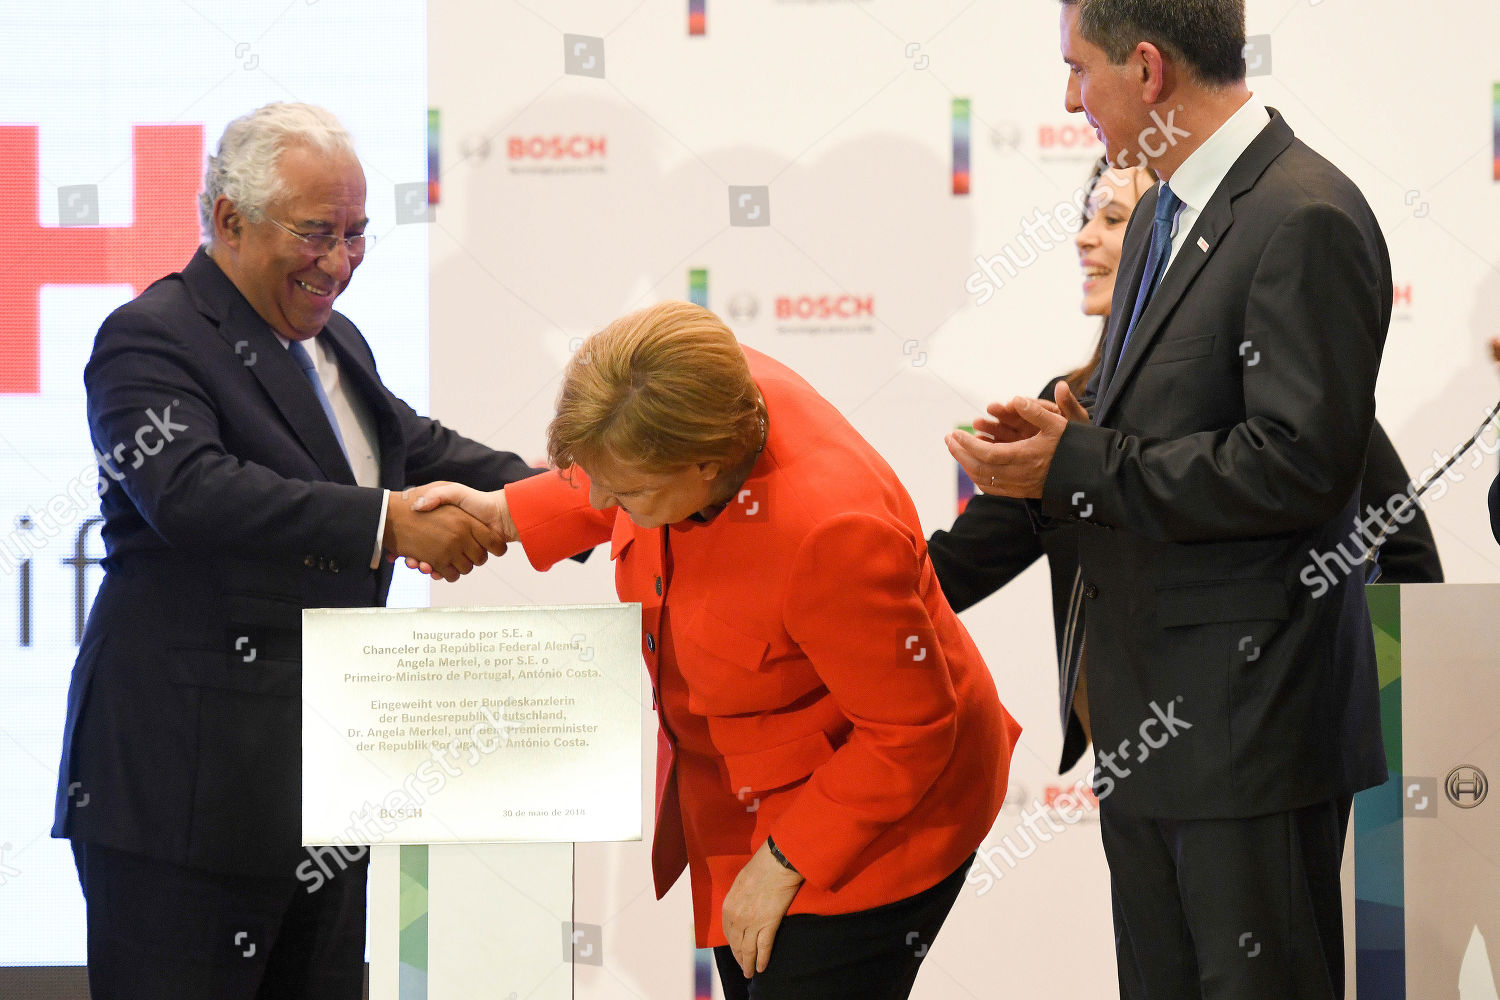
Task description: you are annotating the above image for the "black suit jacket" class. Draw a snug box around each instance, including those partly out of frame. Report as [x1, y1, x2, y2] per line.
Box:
[52, 249, 539, 876]
[1491, 471, 1500, 545]
[1038, 110, 1392, 818]
[929, 406, 1439, 778]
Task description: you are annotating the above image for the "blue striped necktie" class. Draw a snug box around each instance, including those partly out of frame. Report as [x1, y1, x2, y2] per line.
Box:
[287, 338, 349, 461]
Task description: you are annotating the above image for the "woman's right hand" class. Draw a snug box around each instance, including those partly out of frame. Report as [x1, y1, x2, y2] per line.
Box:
[403, 482, 517, 577]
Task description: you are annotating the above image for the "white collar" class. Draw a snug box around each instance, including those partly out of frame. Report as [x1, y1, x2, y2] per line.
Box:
[1165, 94, 1270, 212]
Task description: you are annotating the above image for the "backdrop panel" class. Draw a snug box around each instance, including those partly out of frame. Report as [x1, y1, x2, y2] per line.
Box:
[428, 2, 1500, 997]
[0, 0, 429, 971]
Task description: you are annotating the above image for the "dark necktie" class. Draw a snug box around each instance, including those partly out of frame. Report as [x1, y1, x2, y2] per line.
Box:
[287, 338, 349, 461]
[1118, 182, 1185, 359]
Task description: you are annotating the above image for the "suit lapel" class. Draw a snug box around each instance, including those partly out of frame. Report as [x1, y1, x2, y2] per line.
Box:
[1096, 205, 1156, 395]
[1094, 111, 1296, 427]
[182, 249, 356, 484]
[1095, 201, 1230, 424]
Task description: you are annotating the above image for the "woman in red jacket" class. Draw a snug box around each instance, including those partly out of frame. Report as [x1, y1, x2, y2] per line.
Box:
[409, 301, 1021, 999]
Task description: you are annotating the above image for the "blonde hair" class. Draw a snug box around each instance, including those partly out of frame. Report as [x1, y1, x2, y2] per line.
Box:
[549, 301, 765, 474]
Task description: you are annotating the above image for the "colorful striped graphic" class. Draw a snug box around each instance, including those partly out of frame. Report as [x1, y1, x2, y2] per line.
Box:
[400, 845, 430, 1000]
[1492, 83, 1499, 182]
[952, 98, 971, 196]
[956, 423, 977, 514]
[427, 109, 441, 205]
[694, 945, 715, 998]
[689, 0, 706, 36]
[689, 268, 709, 308]
[1354, 584, 1404, 999]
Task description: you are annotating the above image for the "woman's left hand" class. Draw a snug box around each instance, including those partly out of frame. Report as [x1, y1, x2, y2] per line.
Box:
[721, 840, 805, 979]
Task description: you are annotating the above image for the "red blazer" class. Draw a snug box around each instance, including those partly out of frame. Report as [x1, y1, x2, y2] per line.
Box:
[506, 346, 1020, 948]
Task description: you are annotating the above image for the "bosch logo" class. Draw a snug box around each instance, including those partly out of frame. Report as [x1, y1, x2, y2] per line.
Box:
[725, 293, 759, 322]
[1043, 784, 1098, 811]
[1445, 765, 1488, 808]
[1038, 124, 1103, 150]
[774, 295, 874, 320]
[507, 135, 607, 160]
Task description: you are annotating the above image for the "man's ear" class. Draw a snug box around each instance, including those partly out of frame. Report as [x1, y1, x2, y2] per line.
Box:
[1136, 41, 1169, 105]
[212, 196, 244, 248]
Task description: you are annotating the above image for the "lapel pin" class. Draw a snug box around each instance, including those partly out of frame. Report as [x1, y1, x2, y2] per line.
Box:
[1197, 236, 1211, 253]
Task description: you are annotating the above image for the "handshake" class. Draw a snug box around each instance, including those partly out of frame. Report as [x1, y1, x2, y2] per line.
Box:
[382, 482, 515, 582]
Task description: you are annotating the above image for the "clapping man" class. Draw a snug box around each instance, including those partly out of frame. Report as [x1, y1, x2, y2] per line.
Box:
[949, 3, 1392, 997]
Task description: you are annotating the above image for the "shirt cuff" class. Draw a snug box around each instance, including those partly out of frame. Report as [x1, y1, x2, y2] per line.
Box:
[370, 489, 390, 570]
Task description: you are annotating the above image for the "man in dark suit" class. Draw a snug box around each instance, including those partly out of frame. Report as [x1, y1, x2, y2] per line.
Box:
[949, 3, 1390, 997]
[51, 102, 538, 999]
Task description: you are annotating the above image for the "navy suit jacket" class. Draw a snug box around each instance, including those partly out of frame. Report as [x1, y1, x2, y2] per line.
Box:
[1039, 111, 1392, 818]
[53, 249, 539, 877]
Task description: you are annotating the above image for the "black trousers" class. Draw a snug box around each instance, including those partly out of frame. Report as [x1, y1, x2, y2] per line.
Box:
[72, 840, 367, 1000]
[1101, 796, 1353, 1000]
[714, 855, 971, 1000]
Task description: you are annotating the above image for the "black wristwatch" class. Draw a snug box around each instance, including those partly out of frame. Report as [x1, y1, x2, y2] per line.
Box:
[765, 835, 798, 874]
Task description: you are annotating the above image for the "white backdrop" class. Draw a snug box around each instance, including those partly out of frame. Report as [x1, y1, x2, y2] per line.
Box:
[425, 1, 1500, 998]
[2, 0, 1497, 994]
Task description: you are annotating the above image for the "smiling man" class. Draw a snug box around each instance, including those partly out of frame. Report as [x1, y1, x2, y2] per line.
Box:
[52, 102, 547, 999]
[213, 142, 366, 338]
[947, 2, 1392, 998]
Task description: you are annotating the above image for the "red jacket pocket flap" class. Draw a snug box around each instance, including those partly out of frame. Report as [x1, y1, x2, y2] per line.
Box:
[721, 730, 836, 794]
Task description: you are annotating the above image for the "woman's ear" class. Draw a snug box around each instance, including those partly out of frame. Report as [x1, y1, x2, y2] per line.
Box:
[698, 461, 723, 481]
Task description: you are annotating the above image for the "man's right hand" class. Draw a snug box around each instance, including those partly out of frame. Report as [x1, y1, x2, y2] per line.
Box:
[383, 491, 508, 582]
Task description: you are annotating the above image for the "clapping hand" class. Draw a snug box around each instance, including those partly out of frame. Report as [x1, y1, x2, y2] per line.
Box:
[948, 380, 1090, 499]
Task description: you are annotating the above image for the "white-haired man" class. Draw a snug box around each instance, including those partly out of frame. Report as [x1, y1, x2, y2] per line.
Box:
[52, 102, 548, 998]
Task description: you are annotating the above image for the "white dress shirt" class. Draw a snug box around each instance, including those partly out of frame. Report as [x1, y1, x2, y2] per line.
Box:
[278, 334, 389, 567]
[1161, 94, 1271, 272]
